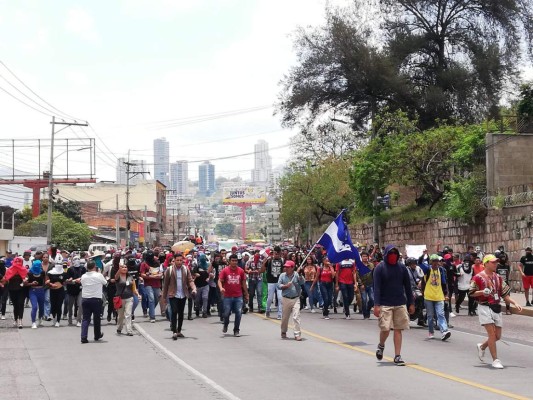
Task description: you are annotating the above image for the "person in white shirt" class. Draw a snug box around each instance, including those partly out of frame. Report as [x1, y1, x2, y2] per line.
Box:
[80, 260, 107, 344]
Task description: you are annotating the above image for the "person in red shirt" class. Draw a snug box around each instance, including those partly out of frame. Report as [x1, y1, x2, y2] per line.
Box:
[311, 257, 335, 319]
[335, 259, 358, 319]
[139, 251, 163, 323]
[218, 254, 248, 337]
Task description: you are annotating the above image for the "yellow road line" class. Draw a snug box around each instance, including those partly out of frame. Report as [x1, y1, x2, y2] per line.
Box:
[252, 314, 531, 400]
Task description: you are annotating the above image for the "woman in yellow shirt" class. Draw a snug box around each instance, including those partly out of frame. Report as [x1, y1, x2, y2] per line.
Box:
[423, 255, 451, 341]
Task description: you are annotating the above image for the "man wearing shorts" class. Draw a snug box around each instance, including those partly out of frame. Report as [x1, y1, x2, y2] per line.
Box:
[519, 247, 533, 307]
[470, 254, 522, 369]
[373, 245, 414, 366]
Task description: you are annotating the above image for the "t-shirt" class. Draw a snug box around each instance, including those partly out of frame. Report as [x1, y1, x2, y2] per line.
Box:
[245, 260, 261, 281]
[265, 258, 284, 284]
[303, 265, 317, 282]
[193, 266, 209, 288]
[520, 254, 533, 276]
[48, 273, 65, 286]
[319, 267, 333, 283]
[27, 272, 45, 287]
[219, 266, 245, 298]
[336, 262, 355, 284]
[473, 263, 484, 276]
[140, 262, 162, 288]
[496, 263, 510, 283]
[470, 272, 511, 305]
[424, 268, 445, 302]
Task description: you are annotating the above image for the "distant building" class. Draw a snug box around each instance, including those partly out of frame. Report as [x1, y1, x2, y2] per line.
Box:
[170, 160, 188, 196]
[198, 161, 215, 197]
[153, 138, 169, 187]
[251, 140, 272, 184]
[116, 158, 148, 185]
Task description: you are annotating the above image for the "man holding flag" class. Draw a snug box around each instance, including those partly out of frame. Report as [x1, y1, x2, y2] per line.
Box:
[315, 211, 370, 319]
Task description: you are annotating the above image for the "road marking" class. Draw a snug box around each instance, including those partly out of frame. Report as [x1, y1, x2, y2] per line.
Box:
[134, 323, 242, 400]
[252, 314, 531, 400]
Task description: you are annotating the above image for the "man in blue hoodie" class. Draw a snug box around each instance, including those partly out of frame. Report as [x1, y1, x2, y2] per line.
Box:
[373, 245, 414, 366]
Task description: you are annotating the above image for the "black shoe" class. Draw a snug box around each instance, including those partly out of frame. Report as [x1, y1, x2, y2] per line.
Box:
[107, 316, 111, 322]
[202, 313, 208, 318]
[242, 307, 248, 314]
[81, 338, 89, 344]
[222, 324, 228, 333]
[172, 333, 178, 341]
[95, 333, 104, 341]
[132, 315, 135, 321]
[526, 302, 532, 307]
[116, 329, 122, 335]
[333, 307, 338, 314]
[187, 316, 193, 321]
[376, 344, 384, 360]
[195, 311, 200, 317]
[394, 355, 406, 366]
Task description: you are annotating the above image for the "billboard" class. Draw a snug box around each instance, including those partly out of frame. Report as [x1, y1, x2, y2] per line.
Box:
[222, 186, 267, 205]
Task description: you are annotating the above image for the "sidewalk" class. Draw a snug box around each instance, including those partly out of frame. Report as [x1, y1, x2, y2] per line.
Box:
[508, 291, 533, 316]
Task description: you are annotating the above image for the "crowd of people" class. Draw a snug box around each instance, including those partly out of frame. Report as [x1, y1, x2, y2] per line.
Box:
[0, 241, 531, 369]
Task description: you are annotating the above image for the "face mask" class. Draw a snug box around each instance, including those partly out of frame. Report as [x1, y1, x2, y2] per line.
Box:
[387, 253, 399, 265]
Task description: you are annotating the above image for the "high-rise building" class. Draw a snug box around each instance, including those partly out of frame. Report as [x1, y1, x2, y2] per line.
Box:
[170, 160, 188, 196]
[116, 157, 148, 185]
[153, 137, 169, 187]
[198, 161, 215, 196]
[251, 140, 272, 184]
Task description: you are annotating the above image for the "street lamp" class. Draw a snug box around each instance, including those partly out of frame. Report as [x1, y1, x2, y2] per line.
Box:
[46, 145, 91, 245]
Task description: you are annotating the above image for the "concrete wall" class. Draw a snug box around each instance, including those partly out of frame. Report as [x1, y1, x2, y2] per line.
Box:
[486, 133, 533, 192]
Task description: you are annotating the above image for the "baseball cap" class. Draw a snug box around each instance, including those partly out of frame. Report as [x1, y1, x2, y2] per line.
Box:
[483, 254, 498, 264]
[429, 254, 440, 261]
[526, 247, 532, 251]
[284, 260, 295, 268]
[443, 254, 452, 260]
[231, 246, 238, 251]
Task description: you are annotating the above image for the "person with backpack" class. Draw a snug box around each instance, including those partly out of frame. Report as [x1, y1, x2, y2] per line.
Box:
[277, 260, 305, 340]
[421, 254, 451, 341]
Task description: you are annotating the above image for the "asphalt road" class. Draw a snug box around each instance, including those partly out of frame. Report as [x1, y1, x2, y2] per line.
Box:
[1, 304, 532, 400]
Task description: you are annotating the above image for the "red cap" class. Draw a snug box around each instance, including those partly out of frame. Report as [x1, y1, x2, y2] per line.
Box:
[284, 260, 295, 268]
[231, 246, 238, 251]
[444, 254, 452, 260]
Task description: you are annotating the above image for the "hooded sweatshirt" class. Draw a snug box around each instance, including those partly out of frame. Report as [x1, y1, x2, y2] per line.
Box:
[373, 245, 413, 307]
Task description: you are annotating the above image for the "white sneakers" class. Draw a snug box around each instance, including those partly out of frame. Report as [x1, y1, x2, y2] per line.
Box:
[54, 322, 60, 327]
[31, 323, 37, 329]
[477, 343, 485, 361]
[311, 309, 316, 313]
[492, 359, 504, 369]
[428, 333, 434, 339]
[449, 312, 456, 318]
[76, 322, 81, 327]
[0, 315, 5, 320]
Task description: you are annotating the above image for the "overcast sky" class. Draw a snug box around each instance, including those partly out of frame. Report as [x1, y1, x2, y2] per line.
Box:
[0, 0, 340, 194]
[0, 0, 531, 209]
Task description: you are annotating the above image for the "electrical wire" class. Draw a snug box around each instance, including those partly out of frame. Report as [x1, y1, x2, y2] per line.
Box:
[0, 60, 84, 122]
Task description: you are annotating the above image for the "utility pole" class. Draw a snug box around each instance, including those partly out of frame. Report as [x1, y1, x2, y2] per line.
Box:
[115, 194, 120, 245]
[124, 150, 149, 248]
[144, 205, 148, 247]
[47, 117, 88, 246]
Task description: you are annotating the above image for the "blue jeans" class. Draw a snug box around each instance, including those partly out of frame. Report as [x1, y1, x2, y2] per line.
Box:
[339, 283, 355, 317]
[132, 293, 139, 316]
[266, 283, 282, 318]
[144, 286, 161, 320]
[29, 288, 45, 323]
[138, 283, 148, 315]
[223, 296, 243, 333]
[304, 281, 317, 310]
[425, 300, 448, 334]
[248, 279, 263, 311]
[81, 298, 102, 340]
[319, 282, 333, 316]
[361, 286, 375, 318]
[44, 288, 51, 318]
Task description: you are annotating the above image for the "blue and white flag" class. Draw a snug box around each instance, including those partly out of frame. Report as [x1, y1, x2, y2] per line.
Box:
[317, 211, 371, 275]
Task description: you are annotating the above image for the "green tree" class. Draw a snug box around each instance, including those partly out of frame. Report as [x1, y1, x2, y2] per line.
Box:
[381, 0, 533, 126]
[517, 81, 533, 117]
[15, 212, 92, 250]
[215, 223, 235, 237]
[14, 205, 33, 226]
[279, 157, 354, 230]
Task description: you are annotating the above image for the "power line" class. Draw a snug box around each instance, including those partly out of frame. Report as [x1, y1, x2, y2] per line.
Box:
[0, 60, 84, 121]
[0, 84, 53, 117]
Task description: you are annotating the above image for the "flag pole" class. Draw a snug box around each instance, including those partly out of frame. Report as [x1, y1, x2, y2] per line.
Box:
[298, 209, 346, 271]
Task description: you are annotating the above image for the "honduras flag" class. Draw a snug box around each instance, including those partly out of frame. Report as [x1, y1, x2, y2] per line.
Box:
[317, 211, 371, 275]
